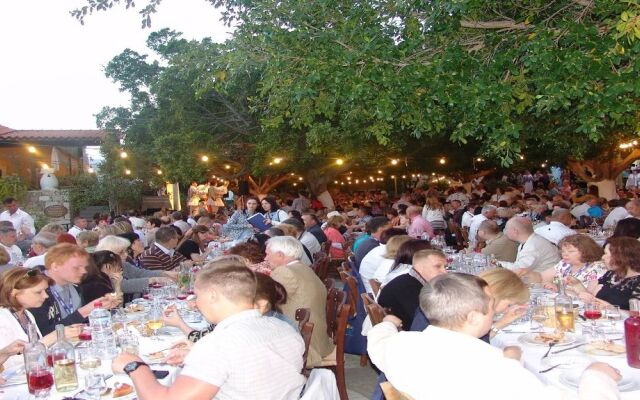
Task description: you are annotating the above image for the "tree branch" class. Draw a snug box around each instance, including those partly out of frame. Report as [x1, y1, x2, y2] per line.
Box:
[567, 159, 592, 182]
[612, 149, 640, 178]
[460, 20, 531, 30]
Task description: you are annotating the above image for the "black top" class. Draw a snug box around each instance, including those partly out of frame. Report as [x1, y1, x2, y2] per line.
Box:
[306, 224, 327, 244]
[29, 286, 86, 336]
[354, 238, 379, 270]
[596, 270, 640, 310]
[377, 274, 423, 330]
[177, 239, 201, 260]
[79, 272, 114, 304]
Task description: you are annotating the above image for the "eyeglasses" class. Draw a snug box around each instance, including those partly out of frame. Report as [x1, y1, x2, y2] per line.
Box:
[25, 268, 39, 278]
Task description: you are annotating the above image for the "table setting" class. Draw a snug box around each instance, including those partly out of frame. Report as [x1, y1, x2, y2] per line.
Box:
[0, 282, 208, 400]
[492, 288, 640, 398]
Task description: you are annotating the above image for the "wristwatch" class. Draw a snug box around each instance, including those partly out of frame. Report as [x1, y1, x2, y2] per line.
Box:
[123, 361, 149, 376]
[490, 325, 502, 335]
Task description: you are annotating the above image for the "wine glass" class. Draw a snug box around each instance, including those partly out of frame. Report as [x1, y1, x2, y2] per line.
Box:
[77, 345, 101, 375]
[531, 302, 548, 331]
[605, 305, 621, 331]
[584, 302, 602, 329]
[146, 306, 164, 340]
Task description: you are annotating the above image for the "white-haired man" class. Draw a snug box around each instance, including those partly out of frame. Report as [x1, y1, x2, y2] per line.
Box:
[504, 217, 560, 275]
[367, 273, 621, 399]
[23, 232, 58, 268]
[266, 236, 335, 367]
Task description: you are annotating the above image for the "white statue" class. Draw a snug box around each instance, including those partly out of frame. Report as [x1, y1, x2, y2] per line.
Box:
[40, 165, 59, 191]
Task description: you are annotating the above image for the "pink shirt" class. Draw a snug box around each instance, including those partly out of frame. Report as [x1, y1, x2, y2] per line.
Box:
[323, 227, 346, 259]
[407, 215, 434, 239]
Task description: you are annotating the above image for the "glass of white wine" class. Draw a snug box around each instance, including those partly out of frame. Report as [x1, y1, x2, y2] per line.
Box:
[77, 345, 101, 374]
[146, 307, 164, 340]
[530, 301, 548, 332]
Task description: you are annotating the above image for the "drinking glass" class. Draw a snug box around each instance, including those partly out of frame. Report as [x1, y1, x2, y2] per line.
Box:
[77, 345, 101, 374]
[531, 301, 548, 331]
[584, 302, 602, 329]
[118, 333, 139, 356]
[605, 305, 621, 330]
[27, 365, 54, 399]
[84, 373, 105, 400]
[146, 307, 164, 340]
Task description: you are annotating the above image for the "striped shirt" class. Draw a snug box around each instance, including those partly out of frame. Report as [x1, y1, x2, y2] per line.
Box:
[138, 243, 187, 271]
[182, 309, 305, 399]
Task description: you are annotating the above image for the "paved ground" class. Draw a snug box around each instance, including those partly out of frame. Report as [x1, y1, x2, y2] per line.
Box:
[345, 354, 378, 400]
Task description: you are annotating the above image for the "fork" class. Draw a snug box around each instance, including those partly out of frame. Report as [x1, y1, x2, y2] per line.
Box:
[539, 363, 567, 373]
[541, 341, 558, 359]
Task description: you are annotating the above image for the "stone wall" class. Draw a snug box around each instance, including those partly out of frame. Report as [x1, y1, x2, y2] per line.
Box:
[25, 189, 71, 227]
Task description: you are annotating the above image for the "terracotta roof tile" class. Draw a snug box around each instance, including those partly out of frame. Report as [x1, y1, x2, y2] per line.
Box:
[0, 125, 108, 144]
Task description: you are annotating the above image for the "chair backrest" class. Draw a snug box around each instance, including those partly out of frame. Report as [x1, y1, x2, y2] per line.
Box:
[300, 321, 315, 372]
[312, 253, 330, 281]
[369, 279, 381, 296]
[295, 307, 311, 331]
[360, 293, 386, 325]
[326, 288, 346, 340]
[324, 277, 335, 292]
[321, 240, 332, 256]
[335, 303, 351, 400]
[338, 269, 358, 319]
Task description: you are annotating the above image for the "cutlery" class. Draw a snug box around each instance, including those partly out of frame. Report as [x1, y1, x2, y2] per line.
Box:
[502, 330, 544, 334]
[541, 341, 557, 359]
[551, 343, 586, 354]
[538, 364, 567, 373]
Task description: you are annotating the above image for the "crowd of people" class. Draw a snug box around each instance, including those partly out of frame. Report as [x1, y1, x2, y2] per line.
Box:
[0, 165, 639, 398]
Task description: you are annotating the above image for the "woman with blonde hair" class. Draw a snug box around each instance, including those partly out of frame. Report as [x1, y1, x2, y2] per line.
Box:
[422, 196, 446, 231]
[372, 235, 413, 286]
[479, 268, 529, 338]
[362, 234, 412, 295]
[323, 215, 347, 259]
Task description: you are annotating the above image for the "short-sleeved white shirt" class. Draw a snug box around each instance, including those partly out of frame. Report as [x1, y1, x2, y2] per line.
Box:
[181, 309, 306, 400]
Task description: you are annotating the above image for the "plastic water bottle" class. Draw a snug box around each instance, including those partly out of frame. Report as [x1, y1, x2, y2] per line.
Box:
[88, 302, 117, 359]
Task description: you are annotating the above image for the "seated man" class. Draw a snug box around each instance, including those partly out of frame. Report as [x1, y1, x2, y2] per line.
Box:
[138, 227, 187, 271]
[367, 273, 621, 399]
[29, 243, 118, 335]
[534, 208, 576, 245]
[267, 236, 335, 367]
[377, 249, 447, 329]
[23, 232, 57, 268]
[477, 220, 518, 262]
[112, 263, 306, 399]
[504, 217, 560, 275]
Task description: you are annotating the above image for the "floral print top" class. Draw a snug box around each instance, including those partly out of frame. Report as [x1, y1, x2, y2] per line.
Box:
[554, 260, 607, 287]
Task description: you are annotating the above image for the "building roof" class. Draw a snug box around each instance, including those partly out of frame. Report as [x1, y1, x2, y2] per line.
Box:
[0, 124, 108, 145]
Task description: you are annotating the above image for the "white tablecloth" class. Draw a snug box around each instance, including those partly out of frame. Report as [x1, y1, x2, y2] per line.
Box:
[493, 321, 640, 399]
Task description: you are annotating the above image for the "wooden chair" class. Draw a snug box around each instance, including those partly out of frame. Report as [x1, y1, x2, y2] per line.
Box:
[323, 287, 350, 400]
[324, 277, 335, 292]
[369, 279, 381, 297]
[361, 293, 386, 325]
[312, 254, 330, 281]
[340, 260, 351, 273]
[299, 321, 315, 373]
[295, 307, 311, 331]
[338, 269, 358, 319]
[380, 382, 415, 400]
[321, 240, 332, 256]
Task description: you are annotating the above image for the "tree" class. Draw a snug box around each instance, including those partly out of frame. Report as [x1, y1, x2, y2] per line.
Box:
[77, 1, 640, 200]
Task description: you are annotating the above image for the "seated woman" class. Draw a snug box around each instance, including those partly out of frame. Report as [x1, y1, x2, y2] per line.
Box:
[261, 196, 289, 226]
[96, 235, 173, 296]
[364, 235, 411, 295]
[570, 237, 640, 310]
[117, 232, 145, 268]
[528, 234, 606, 288]
[223, 196, 262, 240]
[375, 239, 432, 286]
[610, 217, 640, 239]
[228, 242, 272, 275]
[80, 251, 123, 303]
[176, 225, 214, 261]
[322, 215, 347, 259]
[478, 268, 529, 338]
[0, 267, 82, 369]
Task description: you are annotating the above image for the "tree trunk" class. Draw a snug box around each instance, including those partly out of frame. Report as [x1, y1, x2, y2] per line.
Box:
[246, 174, 291, 198]
[316, 190, 335, 210]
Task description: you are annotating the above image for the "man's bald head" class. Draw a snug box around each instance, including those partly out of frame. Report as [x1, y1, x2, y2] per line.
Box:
[551, 208, 573, 227]
[505, 216, 533, 242]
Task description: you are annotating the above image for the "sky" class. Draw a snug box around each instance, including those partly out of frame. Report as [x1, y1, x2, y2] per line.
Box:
[0, 0, 231, 130]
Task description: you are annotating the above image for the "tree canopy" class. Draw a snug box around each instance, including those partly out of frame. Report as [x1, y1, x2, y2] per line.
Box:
[81, 0, 640, 191]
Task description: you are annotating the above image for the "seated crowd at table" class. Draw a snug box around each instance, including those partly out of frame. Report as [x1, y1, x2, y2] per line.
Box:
[0, 166, 639, 399]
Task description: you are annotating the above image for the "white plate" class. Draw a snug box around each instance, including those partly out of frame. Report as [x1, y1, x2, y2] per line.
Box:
[560, 370, 636, 391]
[578, 341, 626, 357]
[0, 364, 26, 386]
[518, 332, 578, 346]
[541, 354, 592, 369]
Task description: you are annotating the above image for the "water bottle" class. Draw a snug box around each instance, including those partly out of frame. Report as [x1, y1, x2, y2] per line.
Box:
[88, 302, 117, 359]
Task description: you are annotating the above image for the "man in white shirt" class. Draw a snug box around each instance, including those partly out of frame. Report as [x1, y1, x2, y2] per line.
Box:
[170, 211, 191, 236]
[367, 273, 621, 400]
[0, 198, 35, 238]
[534, 209, 576, 245]
[67, 216, 88, 238]
[625, 168, 640, 192]
[504, 217, 560, 275]
[602, 200, 630, 229]
[0, 225, 24, 265]
[468, 205, 497, 248]
[23, 232, 57, 268]
[570, 196, 593, 219]
[460, 204, 475, 229]
[624, 198, 640, 219]
[282, 218, 321, 255]
[112, 262, 306, 400]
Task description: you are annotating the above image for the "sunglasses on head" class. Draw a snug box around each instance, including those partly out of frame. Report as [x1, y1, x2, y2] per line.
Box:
[25, 268, 40, 278]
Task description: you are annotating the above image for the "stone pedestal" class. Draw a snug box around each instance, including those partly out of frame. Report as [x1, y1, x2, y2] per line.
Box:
[25, 189, 71, 226]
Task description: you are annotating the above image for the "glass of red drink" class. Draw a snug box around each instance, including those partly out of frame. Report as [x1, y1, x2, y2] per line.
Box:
[27, 367, 54, 397]
[584, 302, 602, 329]
[79, 326, 92, 341]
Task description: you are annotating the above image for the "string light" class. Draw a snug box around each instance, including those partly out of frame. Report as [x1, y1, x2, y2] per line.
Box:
[391, 159, 398, 165]
[201, 155, 209, 162]
[335, 158, 344, 166]
[298, 177, 303, 181]
[120, 151, 128, 159]
[402, 175, 406, 179]
[224, 164, 231, 170]
[439, 157, 446, 165]
[293, 183, 298, 187]
[157, 170, 163, 175]
[378, 170, 383, 174]
[273, 157, 283, 164]
[87, 167, 94, 173]
[28, 146, 36, 153]
[125, 169, 131, 175]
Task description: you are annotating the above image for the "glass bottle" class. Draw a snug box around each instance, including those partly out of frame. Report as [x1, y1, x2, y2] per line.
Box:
[554, 281, 574, 332]
[23, 324, 53, 396]
[49, 324, 78, 392]
[625, 299, 640, 368]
